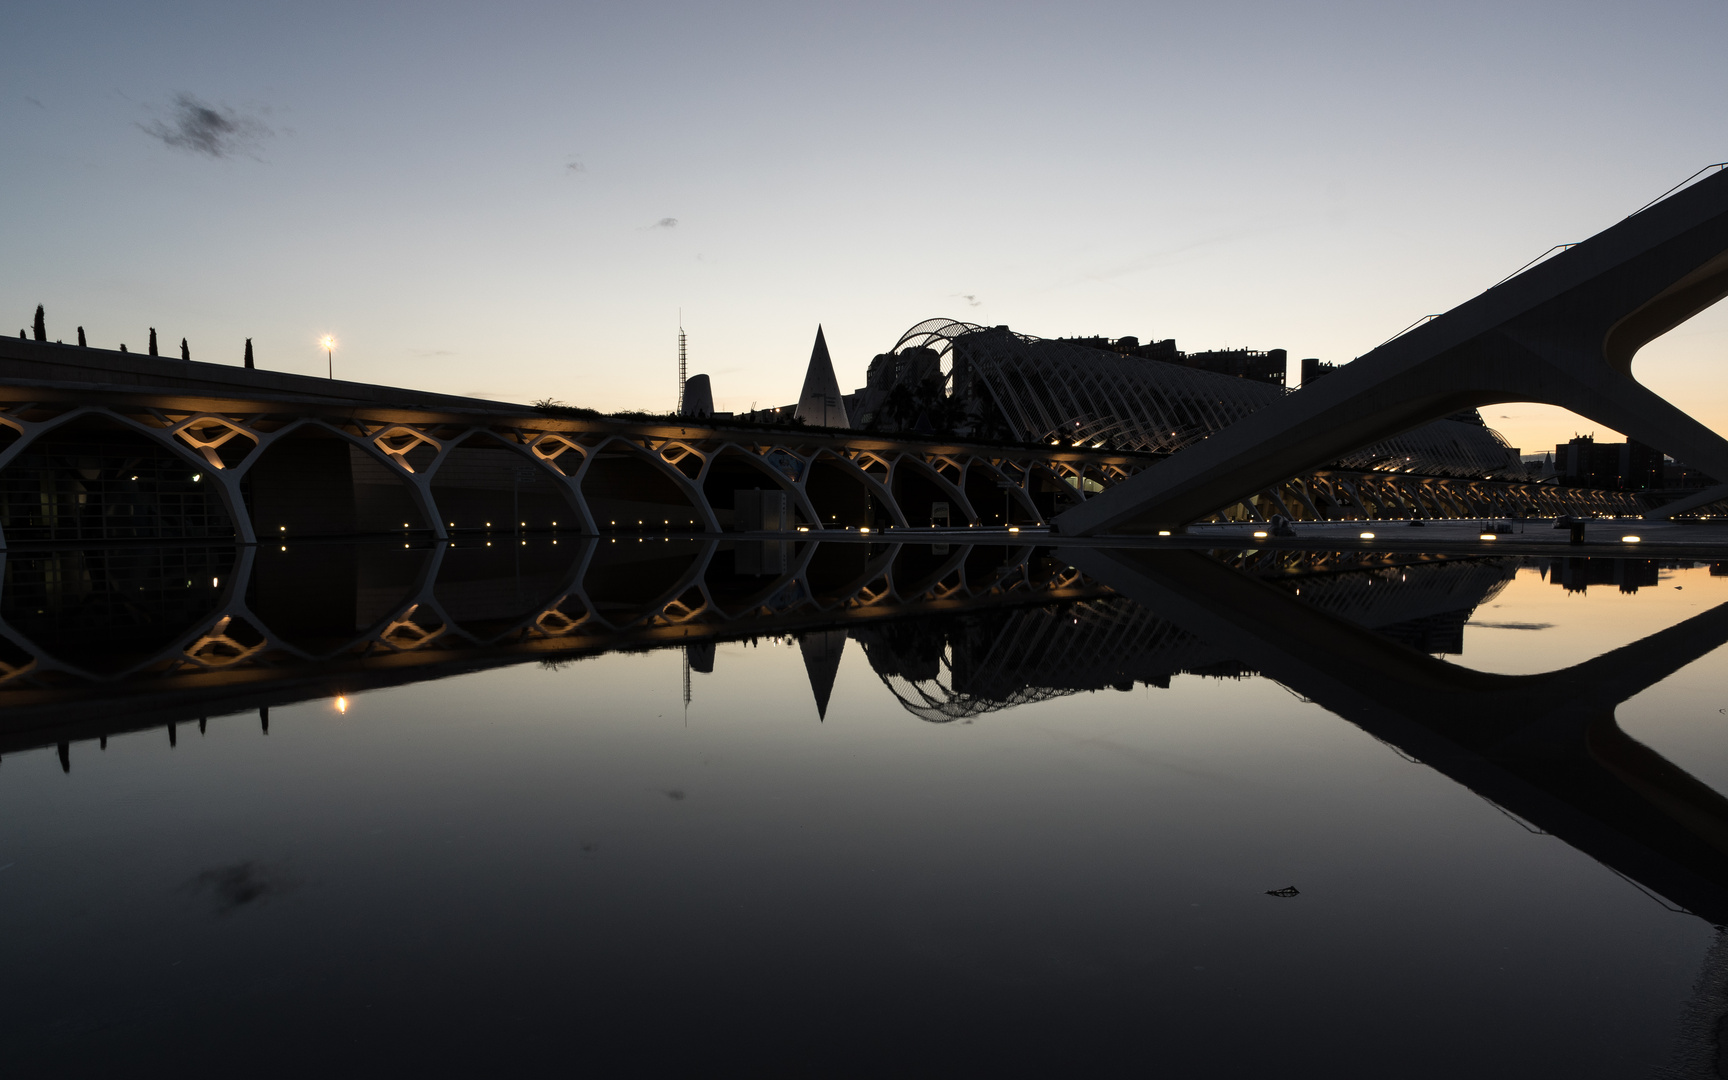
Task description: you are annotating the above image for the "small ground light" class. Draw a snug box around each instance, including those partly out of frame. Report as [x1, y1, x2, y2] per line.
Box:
[797, 526, 810, 533]
[1252, 530, 1269, 539]
[1008, 526, 1020, 533]
[1622, 534, 1643, 543]
[1157, 530, 1171, 536]
[1479, 533, 1498, 541]
[859, 526, 872, 534]
[1359, 531, 1376, 540]
[335, 696, 348, 714]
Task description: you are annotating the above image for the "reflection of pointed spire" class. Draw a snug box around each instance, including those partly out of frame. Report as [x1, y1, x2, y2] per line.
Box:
[799, 629, 847, 720]
[794, 326, 850, 429]
[260, 706, 269, 735]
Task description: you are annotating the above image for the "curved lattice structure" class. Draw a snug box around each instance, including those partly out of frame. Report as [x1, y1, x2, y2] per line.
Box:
[865, 318, 1530, 481]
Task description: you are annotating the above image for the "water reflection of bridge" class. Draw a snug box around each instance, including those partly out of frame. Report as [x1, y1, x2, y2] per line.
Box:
[0, 539, 1516, 742]
[7, 538, 1728, 938]
[0, 538, 1104, 747]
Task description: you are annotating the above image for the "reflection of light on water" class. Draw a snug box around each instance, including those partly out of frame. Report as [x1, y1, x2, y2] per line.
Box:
[335, 696, 348, 714]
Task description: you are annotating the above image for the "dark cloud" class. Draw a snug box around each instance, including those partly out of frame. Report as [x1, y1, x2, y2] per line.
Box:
[140, 93, 271, 158]
[566, 160, 586, 175]
[651, 217, 678, 229]
[184, 861, 296, 914]
[1468, 620, 1554, 631]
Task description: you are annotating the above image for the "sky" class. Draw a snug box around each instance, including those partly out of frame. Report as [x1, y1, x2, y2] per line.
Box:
[5, 0, 1727, 456]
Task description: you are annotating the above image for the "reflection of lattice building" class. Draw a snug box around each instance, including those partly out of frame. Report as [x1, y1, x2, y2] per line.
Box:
[855, 554, 1521, 722]
[850, 319, 1534, 481]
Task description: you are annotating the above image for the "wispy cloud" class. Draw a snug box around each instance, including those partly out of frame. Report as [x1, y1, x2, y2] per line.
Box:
[566, 159, 586, 175]
[953, 293, 982, 308]
[650, 217, 678, 229]
[411, 349, 457, 358]
[1467, 620, 1554, 631]
[23, 96, 44, 109]
[140, 93, 271, 158]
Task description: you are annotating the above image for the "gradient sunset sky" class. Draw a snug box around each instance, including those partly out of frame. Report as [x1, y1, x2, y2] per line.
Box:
[6, 0, 1726, 455]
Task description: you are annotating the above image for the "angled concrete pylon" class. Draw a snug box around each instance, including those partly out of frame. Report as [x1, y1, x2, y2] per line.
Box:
[794, 326, 850, 429]
[1056, 167, 1728, 535]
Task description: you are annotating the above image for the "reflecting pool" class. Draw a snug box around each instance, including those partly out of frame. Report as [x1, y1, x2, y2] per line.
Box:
[2, 539, 1726, 1076]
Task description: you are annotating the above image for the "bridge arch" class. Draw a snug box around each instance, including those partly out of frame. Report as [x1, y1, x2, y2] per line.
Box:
[889, 456, 976, 527]
[427, 429, 584, 534]
[239, 419, 433, 539]
[697, 444, 816, 530]
[576, 436, 716, 532]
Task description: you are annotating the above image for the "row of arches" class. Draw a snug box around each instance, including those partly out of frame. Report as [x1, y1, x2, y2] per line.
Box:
[0, 405, 1650, 548]
[0, 537, 1092, 687]
[0, 406, 1135, 545]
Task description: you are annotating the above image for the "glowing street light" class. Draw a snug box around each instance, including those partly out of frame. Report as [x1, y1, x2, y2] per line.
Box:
[320, 335, 336, 379]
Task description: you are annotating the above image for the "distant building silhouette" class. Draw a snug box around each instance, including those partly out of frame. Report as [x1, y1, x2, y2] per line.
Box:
[1300, 357, 1338, 386]
[1554, 435, 1663, 491]
[1055, 334, 1286, 387]
[680, 373, 714, 419]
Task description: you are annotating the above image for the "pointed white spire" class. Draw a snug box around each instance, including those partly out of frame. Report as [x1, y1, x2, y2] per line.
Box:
[794, 325, 850, 429]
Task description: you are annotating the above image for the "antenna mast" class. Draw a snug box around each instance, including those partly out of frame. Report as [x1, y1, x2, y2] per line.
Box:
[677, 313, 687, 415]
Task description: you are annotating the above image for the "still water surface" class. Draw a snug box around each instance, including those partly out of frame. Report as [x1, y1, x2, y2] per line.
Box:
[2, 545, 1726, 1076]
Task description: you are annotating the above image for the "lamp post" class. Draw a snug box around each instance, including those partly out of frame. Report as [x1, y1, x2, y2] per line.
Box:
[320, 335, 336, 379]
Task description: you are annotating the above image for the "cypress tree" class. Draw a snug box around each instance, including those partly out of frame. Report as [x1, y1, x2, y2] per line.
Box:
[180, 337, 189, 361]
[148, 328, 158, 356]
[32, 304, 45, 342]
[244, 338, 254, 369]
[77, 326, 86, 347]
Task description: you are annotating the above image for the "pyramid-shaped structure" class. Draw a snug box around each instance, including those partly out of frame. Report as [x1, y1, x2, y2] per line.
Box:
[794, 326, 850, 429]
[798, 629, 847, 721]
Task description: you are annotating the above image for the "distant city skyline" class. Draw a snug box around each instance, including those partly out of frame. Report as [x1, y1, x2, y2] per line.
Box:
[6, 1, 1726, 458]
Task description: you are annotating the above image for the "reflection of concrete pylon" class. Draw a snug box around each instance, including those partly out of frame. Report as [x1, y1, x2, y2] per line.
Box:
[1070, 546, 1728, 924]
[1058, 168, 1728, 534]
[798, 629, 847, 720]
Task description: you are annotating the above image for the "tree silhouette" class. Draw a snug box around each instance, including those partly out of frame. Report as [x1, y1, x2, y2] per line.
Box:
[77, 326, 86, 347]
[148, 328, 158, 356]
[244, 338, 254, 369]
[180, 337, 190, 360]
[32, 305, 45, 342]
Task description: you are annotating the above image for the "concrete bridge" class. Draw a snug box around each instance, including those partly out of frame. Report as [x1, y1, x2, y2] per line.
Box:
[1058, 165, 1728, 535]
[0, 333, 1645, 546]
[0, 335, 1154, 547]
